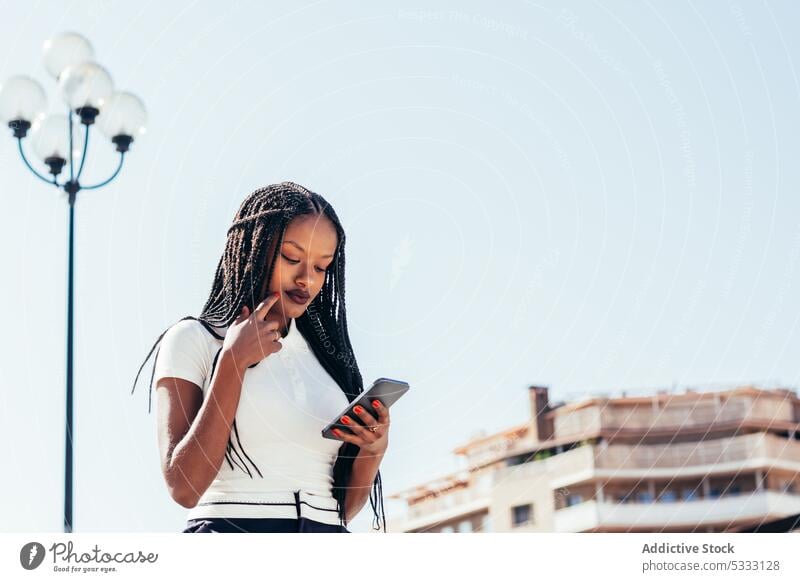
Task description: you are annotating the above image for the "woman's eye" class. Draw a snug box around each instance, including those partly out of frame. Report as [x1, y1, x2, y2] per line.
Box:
[282, 253, 327, 273]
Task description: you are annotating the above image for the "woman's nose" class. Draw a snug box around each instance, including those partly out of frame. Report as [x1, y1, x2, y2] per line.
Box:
[295, 264, 317, 287]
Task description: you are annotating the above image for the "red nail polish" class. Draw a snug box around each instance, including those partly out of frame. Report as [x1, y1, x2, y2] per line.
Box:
[333, 428, 340, 435]
[341, 416, 351, 424]
[354, 406, 363, 414]
[372, 400, 380, 408]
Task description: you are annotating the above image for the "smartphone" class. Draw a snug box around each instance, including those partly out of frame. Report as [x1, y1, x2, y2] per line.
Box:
[322, 377, 410, 440]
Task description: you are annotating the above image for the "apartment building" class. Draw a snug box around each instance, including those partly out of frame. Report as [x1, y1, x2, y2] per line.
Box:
[387, 384, 800, 533]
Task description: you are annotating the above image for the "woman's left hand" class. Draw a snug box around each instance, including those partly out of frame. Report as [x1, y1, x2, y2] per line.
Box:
[332, 399, 390, 456]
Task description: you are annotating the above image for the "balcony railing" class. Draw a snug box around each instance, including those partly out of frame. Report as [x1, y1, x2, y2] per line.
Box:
[405, 485, 490, 520]
[494, 433, 800, 486]
[555, 396, 796, 437]
[553, 490, 800, 532]
[595, 432, 780, 470]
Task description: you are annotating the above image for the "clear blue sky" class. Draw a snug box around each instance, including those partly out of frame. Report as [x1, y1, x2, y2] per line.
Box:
[1, 0, 799, 532]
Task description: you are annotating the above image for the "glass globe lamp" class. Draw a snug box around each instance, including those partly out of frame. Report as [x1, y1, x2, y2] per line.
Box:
[42, 32, 94, 80]
[0, 75, 47, 137]
[30, 114, 85, 175]
[98, 91, 147, 152]
[58, 61, 113, 124]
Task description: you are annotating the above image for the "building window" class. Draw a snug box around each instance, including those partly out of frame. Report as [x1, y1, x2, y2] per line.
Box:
[636, 491, 654, 503]
[659, 490, 677, 502]
[458, 519, 473, 533]
[708, 487, 721, 499]
[566, 494, 583, 506]
[681, 488, 698, 501]
[511, 504, 533, 526]
[440, 525, 454, 533]
[728, 484, 742, 496]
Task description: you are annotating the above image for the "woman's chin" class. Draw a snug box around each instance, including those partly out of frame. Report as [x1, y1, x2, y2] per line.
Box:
[282, 302, 305, 317]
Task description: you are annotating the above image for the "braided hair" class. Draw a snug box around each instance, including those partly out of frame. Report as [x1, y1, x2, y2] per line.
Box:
[131, 181, 386, 532]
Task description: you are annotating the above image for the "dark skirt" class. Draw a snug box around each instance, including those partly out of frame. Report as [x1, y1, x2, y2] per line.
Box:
[182, 517, 350, 533]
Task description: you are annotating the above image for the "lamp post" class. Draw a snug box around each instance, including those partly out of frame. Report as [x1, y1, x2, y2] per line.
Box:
[0, 32, 147, 533]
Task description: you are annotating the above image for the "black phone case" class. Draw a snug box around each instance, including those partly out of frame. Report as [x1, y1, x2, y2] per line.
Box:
[321, 377, 410, 440]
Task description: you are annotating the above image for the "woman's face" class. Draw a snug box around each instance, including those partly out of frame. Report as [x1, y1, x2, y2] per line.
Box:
[264, 213, 339, 327]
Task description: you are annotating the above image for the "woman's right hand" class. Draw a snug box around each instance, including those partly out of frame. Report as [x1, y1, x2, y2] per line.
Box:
[221, 292, 285, 369]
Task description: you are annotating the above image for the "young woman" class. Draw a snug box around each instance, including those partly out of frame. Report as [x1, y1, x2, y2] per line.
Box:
[132, 182, 389, 533]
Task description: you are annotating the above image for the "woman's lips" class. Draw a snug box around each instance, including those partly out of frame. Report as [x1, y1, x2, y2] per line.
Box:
[285, 290, 309, 304]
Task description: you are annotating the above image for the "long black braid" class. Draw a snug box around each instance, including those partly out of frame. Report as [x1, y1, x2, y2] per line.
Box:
[131, 181, 386, 532]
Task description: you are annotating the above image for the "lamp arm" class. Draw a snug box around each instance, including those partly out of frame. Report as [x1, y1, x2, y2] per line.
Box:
[82, 152, 125, 190]
[75, 124, 90, 182]
[68, 110, 75, 182]
[17, 138, 60, 187]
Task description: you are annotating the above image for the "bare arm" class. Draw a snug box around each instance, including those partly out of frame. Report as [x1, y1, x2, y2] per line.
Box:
[156, 294, 284, 507]
[344, 448, 385, 524]
[156, 348, 247, 507]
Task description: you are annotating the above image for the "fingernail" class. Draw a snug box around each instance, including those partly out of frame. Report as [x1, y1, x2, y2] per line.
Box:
[354, 406, 364, 414]
[372, 400, 381, 408]
[333, 428, 341, 436]
[341, 416, 351, 424]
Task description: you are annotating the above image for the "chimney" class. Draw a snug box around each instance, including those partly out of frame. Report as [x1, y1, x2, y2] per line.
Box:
[528, 385, 554, 442]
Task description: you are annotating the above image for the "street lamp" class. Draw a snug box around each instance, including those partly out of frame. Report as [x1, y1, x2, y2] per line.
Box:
[0, 31, 146, 533]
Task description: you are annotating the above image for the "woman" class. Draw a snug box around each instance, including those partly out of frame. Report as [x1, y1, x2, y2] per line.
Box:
[132, 182, 389, 533]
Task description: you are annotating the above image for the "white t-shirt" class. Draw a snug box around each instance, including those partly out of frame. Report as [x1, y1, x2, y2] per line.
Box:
[153, 316, 351, 525]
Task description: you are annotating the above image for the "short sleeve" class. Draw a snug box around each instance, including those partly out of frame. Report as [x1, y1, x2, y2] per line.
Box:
[152, 320, 212, 390]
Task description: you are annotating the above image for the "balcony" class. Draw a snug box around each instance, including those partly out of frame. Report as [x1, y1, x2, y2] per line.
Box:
[553, 490, 800, 532]
[495, 432, 800, 489]
[595, 432, 800, 475]
[555, 395, 798, 438]
[388, 485, 491, 532]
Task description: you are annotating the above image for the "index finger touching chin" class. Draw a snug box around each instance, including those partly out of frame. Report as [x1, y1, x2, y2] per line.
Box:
[256, 292, 281, 319]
